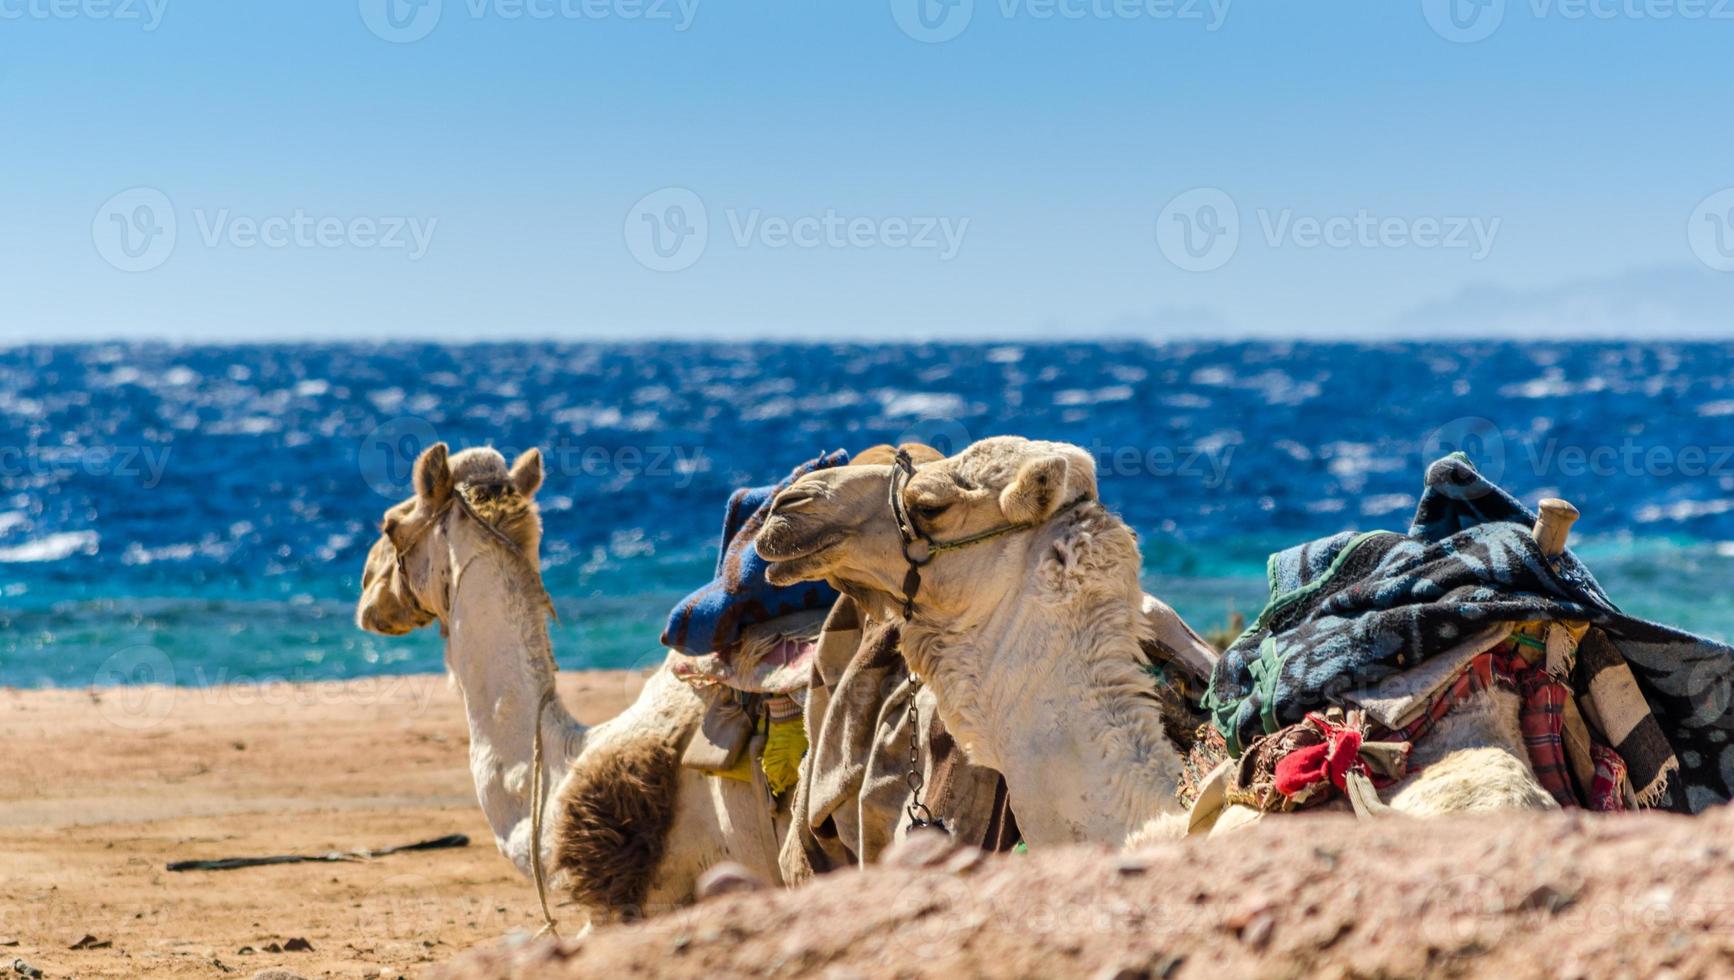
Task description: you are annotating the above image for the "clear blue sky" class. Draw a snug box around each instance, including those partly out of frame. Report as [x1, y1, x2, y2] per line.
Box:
[2, 1, 1731, 342]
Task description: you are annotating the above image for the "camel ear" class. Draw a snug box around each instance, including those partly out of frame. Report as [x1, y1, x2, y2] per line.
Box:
[510, 448, 544, 498]
[414, 443, 452, 507]
[1000, 454, 1069, 525]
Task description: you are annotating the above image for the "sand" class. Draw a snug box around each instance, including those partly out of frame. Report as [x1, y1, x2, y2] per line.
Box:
[11, 671, 1734, 980]
[0, 671, 645, 979]
[441, 809, 1734, 980]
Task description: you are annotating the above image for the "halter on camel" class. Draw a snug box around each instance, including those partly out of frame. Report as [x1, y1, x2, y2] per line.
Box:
[884, 447, 1092, 830]
[383, 478, 564, 936]
[885, 447, 1092, 621]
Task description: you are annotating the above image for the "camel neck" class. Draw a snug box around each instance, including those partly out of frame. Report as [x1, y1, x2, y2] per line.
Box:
[908, 574, 1186, 847]
[441, 536, 582, 878]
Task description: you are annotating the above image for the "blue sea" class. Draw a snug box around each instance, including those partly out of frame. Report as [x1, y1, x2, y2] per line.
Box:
[5, 341, 1734, 689]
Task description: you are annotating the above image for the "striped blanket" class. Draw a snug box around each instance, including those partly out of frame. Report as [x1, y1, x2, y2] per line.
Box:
[1205, 453, 1734, 812]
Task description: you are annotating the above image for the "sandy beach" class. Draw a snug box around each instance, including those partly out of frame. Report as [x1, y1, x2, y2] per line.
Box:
[12, 668, 1734, 980]
[0, 671, 643, 979]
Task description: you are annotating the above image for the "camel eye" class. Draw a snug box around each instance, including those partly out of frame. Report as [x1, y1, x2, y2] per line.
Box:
[915, 503, 950, 522]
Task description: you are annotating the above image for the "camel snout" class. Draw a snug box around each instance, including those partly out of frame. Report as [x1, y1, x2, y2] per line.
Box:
[769, 482, 820, 515]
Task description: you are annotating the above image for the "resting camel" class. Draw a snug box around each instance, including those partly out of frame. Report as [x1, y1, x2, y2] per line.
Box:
[355, 443, 787, 923]
[354, 440, 1023, 922]
[755, 435, 1557, 847]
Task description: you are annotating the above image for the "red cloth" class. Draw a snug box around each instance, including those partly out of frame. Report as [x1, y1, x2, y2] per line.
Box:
[1274, 714, 1365, 797]
[1392, 639, 1583, 809]
[1589, 744, 1629, 812]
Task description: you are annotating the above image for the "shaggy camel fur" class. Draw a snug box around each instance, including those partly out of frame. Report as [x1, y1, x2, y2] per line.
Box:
[756, 436, 1556, 848]
[356, 444, 786, 922]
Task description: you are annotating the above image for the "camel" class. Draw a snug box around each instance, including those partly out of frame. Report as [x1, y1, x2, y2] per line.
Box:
[355, 443, 788, 924]
[755, 435, 1557, 848]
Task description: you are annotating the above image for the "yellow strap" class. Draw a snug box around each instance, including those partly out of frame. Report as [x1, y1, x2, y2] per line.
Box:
[703, 716, 807, 795]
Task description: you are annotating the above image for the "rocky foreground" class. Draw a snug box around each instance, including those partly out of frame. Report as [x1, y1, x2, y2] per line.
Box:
[437, 808, 1734, 980]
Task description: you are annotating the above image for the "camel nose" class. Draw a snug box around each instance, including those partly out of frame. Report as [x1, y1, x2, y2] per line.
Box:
[771, 484, 818, 515]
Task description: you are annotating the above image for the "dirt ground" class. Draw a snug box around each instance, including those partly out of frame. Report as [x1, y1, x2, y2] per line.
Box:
[0, 671, 647, 979]
[439, 808, 1734, 980]
[11, 672, 1734, 980]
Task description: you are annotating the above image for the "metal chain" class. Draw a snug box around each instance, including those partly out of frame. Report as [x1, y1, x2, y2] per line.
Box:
[903, 676, 945, 832]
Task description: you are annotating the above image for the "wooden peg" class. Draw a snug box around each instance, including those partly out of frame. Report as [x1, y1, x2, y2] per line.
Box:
[1531, 498, 1580, 557]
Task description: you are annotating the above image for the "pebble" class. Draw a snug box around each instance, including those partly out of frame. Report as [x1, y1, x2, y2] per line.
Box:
[885, 829, 960, 868]
[695, 862, 765, 900]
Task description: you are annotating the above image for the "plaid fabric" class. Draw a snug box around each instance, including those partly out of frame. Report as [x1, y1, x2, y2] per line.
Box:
[1590, 744, 1630, 812]
[1206, 453, 1731, 812]
[1387, 638, 1576, 807]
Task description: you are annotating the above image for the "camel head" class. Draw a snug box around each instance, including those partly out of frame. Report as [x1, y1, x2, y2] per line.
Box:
[355, 442, 545, 636]
[757, 436, 1114, 625]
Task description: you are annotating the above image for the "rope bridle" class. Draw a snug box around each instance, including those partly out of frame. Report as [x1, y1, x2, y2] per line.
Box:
[886, 447, 1091, 621]
[383, 480, 563, 936]
[884, 447, 1091, 831]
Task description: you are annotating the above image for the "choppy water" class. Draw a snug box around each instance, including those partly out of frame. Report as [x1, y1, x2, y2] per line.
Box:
[4, 340, 1734, 688]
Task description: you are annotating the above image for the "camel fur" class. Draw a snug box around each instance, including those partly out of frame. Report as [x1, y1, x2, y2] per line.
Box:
[356, 443, 785, 924]
[755, 435, 1557, 848]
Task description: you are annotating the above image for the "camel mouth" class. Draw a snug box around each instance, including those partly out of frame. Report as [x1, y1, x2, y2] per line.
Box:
[756, 522, 844, 586]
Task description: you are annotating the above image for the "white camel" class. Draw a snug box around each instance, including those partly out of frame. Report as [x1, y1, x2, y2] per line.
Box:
[356, 443, 786, 923]
[754, 435, 1556, 848]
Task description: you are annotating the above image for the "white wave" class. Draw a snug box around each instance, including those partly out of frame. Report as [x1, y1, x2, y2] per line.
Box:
[1360, 493, 1416, 517]
[1053, 385, 1133, 406]
[0, 530, 99, 563]
[1636, 499, 1734, 523]
[1698, 400, 1734, 418]
[875, 391, 968, 418]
